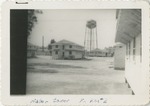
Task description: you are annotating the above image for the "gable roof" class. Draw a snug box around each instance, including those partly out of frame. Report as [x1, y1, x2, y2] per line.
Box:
[51, 39, 83, 47]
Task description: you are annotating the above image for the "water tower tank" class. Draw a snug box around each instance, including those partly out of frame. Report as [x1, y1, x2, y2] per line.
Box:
[86, 20, 97, 29]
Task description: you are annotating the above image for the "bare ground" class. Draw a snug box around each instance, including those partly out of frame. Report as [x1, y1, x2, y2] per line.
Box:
[26, 56, 132, 94]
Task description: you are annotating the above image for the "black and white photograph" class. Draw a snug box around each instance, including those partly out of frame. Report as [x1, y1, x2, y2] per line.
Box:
[27, 9, 140, 94]
[1, 1, 150, 105]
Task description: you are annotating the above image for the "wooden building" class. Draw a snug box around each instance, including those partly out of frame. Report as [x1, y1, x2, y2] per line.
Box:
[104, 47, 115, 57]
[36, 47, 50, 56]
[115, 9, 145, 95]
[87, 48, 107, 57]
[50, 39, 84, 59]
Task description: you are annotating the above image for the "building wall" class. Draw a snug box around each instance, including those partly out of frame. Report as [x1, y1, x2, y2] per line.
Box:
[51, 45, 63, 59]
[51, 44, 83, 59]
[73, 51, 83, 59]
[125, 34, 142, 95]
[115, 9, 149, 96]
[52, 44, 83, 51]
[88, 51, 106, 57]
[27, 44, 37, 58]
[52, 51, 59, 59]
[36, 49, 50, 56]
[27, 50, 36, 58]
[65, 45, 83, 50]
[114, 44, 126, 70]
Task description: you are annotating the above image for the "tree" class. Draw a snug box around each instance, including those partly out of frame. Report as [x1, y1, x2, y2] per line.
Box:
[48, 39, 56, 50]
[28, 10, 43, 36]
[50, 39, 56, 44]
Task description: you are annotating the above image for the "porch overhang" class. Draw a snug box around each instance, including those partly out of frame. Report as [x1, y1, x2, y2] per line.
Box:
[115, 9, 141, 44]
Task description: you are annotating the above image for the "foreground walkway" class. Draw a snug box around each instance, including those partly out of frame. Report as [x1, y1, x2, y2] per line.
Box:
[26, 56, 132, 94]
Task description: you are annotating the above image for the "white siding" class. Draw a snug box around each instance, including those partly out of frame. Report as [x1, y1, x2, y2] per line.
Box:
[125, 34, 142, 95]
[114, 44, 126, 70]
[73, 51, 83, 59]
[51, 44, 84, 59]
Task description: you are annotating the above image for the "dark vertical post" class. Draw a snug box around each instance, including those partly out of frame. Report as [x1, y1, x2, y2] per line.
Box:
[92, 28, 94, 50]
[96, 27, 98, 49]
[87, 28, 90, 51]
[42, 36, 44, 52]
[84, 27, 87, 50]
[91, 29, 92, 51]
[84, 27, 87, 56]
[10, 10, 28, 94]
[90, 29, 92, 52]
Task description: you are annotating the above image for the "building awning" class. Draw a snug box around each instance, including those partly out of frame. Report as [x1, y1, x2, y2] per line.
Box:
[115, 9, 141, 44]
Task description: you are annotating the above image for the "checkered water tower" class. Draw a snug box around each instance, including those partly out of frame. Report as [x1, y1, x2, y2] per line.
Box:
[84, 20, 98, 52]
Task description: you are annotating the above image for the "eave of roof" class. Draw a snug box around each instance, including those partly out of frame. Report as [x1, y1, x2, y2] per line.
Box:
[115, 9, 141, 44]
[51, 39, 84, 47]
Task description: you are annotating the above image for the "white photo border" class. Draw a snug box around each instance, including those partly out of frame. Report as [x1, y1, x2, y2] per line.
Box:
[1, 1, 150, 105]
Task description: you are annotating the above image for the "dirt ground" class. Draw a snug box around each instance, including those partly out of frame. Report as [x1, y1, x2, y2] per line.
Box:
[26, 56, 132, 94]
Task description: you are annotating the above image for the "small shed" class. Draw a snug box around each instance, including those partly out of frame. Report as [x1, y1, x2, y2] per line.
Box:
[114, 43, 126, 70]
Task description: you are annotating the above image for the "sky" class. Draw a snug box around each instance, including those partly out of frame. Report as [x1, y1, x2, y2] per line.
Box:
[29, 9, 117, 49]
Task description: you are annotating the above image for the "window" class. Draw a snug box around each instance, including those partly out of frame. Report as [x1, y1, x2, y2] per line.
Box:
[69, 51, 72, 55]
[55, 45, 58, 48]
[69, 45, 72, 48]
[49, 45, 52, 49]
[62, 45, 65, 50]
[55, 51, 58, 54]
[50, 51, 52, 55]
[133, 37, 136, 60]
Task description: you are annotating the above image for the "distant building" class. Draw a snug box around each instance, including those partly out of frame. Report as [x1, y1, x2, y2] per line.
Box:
[51, 39, 84, 59]
[115, 9, 142, 95]
[104, 47, 115, 57]
[87, 48, 107, 57]
[114, 43, 126, 70]
[36, 47, 50, 56]
[27, 42, 37, 58]
[86, 47, 114, 57]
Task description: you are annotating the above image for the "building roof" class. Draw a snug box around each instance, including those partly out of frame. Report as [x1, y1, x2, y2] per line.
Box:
[91, 48, 102, 52]
[51, 39, 84, 47]
[115, 9, 141, 44]
[27, 42, 36, 46]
